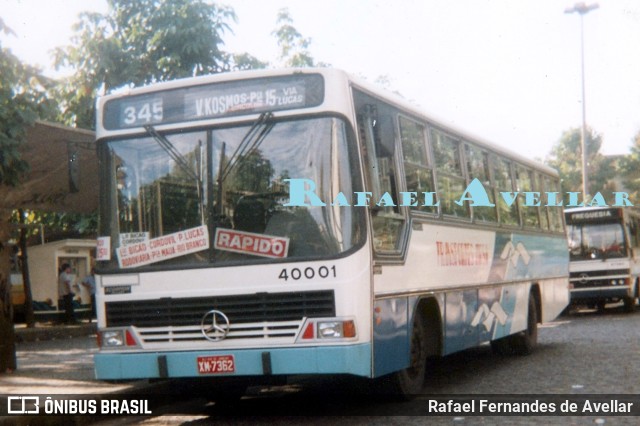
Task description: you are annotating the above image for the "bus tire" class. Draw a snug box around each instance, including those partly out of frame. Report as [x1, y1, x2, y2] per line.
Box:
[623, 280, 638, 313]
[377, 311, 427, 400]
[623, 297, 636, 313]
[491, 294, 538, 356]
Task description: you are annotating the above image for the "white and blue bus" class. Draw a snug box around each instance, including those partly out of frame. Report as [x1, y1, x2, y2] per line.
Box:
[565, 207, 640, 312]
[93, 68, 569, 397]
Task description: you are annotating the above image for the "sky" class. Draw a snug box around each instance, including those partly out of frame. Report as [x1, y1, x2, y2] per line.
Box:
[1, 0, 640, 161]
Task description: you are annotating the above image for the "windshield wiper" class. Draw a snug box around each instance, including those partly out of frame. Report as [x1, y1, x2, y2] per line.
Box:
[144, 125, 205, 223]
[144, 125, 201, 182]
[219, 112, 275, 184]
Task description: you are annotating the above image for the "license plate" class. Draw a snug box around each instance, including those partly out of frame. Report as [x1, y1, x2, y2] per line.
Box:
[197, 355, 235, 374]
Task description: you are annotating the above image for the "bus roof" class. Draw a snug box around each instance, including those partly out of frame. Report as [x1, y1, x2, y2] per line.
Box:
[564, 206, 621, 213]
[97, 67, 558, 177]
[345, 70, 558, 177]
[566, 206, 640, 217]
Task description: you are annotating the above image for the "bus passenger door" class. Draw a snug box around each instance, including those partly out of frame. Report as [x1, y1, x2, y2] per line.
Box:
[356, 104, 407, 256]
[356, 103, 412, 378]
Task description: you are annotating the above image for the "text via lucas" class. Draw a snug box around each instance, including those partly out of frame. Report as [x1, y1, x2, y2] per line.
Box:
[116, 225, 209, 268]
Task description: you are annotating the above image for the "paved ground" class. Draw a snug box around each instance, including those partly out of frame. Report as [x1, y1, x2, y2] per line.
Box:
[3, 305, 640, 425]
[1, 322, 139, 395]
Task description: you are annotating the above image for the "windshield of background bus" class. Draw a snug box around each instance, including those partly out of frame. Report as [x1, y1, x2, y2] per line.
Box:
[567, 223, 627, 261]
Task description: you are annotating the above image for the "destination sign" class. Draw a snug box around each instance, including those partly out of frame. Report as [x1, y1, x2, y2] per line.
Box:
[566, 208, 621, 223]
[103, 74, 324, 130]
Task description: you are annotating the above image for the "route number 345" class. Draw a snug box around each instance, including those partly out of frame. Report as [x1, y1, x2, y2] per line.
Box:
[123, 99, 163, 125]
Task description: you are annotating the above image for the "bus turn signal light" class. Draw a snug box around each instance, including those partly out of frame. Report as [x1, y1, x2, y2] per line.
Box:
[301, 322, 315, 339]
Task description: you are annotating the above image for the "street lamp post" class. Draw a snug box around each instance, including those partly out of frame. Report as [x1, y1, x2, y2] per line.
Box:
[565, 2, 599, 198]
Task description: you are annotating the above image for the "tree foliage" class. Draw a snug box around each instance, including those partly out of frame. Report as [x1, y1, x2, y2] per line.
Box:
[619, 131, 640, 201]
[10, 210, 98, 243]
[0, 19, 56, 187]
[0, 17, 58, 364]
[545, 127, 616, 197]
[53, 0, 266, 129]
[272, 8, 317, 68]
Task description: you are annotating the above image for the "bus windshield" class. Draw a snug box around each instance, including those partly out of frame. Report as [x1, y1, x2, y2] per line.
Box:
[98, 116, 363, 269]
[567, 222, 627, 261]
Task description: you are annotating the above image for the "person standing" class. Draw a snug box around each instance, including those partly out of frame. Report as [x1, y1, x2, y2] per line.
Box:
[58, 263, 76, 324]
[81, 268, 96, 322]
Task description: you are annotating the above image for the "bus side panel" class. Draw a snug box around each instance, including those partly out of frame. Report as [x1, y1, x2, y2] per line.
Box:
[480, 284, 527, 341]
[372, 297, 409, 378]
[490, 284, 529, 339]
[490, 233, 568, 282]
[444, 289, 478, 354]
[443, 284, 532, 355]
[540, 277, 571, 322]
[373, 227, 567, 297]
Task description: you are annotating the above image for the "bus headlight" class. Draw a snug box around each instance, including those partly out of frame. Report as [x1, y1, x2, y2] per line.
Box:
[318, 320, 356, 339]
[297, 318, 357, 341]
[101, 330, 125, 347]
[98, 329, 139, 348]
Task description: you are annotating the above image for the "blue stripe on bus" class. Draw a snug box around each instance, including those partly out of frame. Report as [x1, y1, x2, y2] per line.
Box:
[491, 285, 519, 339]
[94, 343, 372, 380]
[372, 297, 409, 377]
[443, 289, 478, 355]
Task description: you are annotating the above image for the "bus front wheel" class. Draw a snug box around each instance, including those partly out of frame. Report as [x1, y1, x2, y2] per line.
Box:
[377, 312, 427, 400]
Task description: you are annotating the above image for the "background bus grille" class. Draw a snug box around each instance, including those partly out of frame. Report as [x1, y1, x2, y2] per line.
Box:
[569, 269, 629, 289]
[105, 290, 336, 328]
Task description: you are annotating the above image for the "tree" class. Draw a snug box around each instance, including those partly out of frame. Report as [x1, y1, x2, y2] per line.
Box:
[272, 8, 317, 68]
[0, 23, 55, 187]
[0, 18, 56, 370]
[618, 131, 640, 201]
[53, 0, 265, 129]
[223, 52, 269, 72]
[545, 127, 616, 199]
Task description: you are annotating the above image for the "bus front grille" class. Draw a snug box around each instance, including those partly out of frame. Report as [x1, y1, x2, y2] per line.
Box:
[105, 290, 336, 329]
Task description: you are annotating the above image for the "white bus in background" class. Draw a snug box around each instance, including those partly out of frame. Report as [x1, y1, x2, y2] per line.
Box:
[93, 68, 569, 398]
[565, 207, 640, 312]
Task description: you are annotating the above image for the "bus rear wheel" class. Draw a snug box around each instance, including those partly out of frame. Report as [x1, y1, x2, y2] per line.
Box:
[491, 294, 538, 356]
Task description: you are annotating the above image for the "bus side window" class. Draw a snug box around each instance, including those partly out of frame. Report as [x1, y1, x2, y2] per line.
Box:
[537, 173, 551, 230]
[431, 129, 469, 218]
[516, 165, 540, 228]
[399, 116, 436, 214]
[492, 155, 520, 226]
[357, 104, 406, 254]
[465, 143, 497, 222]
[544, 176, 564, 232]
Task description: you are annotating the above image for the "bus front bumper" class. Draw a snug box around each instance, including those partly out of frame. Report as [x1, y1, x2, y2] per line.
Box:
[570, 286, 631, 303]
[94, 343, 372, 380]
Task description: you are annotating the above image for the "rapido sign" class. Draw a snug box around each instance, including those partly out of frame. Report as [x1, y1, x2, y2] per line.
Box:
[214, 228, 289, 259]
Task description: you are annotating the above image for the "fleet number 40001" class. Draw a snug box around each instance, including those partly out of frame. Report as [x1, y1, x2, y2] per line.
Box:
[278, 265, 336, 281]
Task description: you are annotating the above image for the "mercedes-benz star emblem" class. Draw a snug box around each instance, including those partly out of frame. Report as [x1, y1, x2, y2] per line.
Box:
[200, 310, 230, 342]
[579, 273, 589, 284]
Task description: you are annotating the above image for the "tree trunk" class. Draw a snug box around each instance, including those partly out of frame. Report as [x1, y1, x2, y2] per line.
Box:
[0, 211, 17, 372]
[18, 209, 35, 327]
